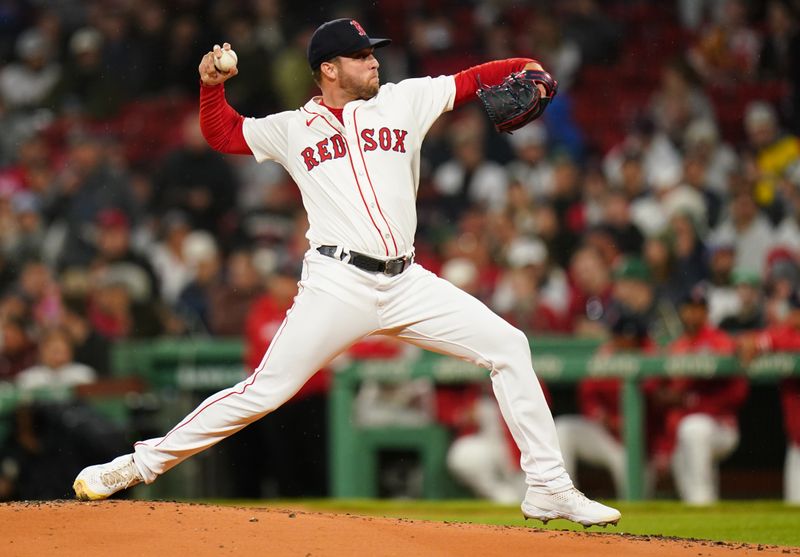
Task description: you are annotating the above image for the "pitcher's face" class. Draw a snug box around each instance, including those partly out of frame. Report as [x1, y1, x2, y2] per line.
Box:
[333, 48, 380, 100]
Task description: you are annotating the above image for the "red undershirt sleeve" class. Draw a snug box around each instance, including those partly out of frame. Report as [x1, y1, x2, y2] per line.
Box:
[452, 58, 536, 108]
[199, 82, 253, 155]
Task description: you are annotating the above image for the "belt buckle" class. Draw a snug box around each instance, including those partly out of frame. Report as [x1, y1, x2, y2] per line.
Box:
[383, 258, 405, 276]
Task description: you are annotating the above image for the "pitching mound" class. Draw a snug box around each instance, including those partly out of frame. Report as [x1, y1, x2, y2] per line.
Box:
[0, 500, 796, 556]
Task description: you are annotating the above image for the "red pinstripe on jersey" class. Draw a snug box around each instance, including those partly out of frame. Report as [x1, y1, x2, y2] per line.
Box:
[353, 107, 398, 257]
[302, 106, 389, 256]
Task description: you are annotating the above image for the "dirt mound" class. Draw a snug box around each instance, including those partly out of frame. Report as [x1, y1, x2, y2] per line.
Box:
[0, 500, 795, 556]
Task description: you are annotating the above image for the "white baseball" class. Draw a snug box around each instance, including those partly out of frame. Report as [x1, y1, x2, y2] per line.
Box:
[214, 48, 238, 72]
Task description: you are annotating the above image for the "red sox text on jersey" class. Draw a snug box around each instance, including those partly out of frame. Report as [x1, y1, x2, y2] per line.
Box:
[300, 128, 408, 171]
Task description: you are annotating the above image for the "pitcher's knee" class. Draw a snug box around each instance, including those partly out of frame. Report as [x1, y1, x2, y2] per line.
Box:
[502, 326, 533, 362]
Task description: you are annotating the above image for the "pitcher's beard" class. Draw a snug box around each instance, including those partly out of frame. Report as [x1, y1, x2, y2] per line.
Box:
[341, 72, 380, 100]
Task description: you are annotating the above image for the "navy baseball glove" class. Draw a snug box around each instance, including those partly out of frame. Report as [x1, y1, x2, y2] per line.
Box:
[476, 69, 558, 134]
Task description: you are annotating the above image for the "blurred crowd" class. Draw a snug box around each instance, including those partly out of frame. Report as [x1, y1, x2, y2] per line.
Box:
[0, 0, 799, 502]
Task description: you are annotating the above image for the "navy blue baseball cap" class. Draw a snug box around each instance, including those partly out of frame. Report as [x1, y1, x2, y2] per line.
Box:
[307, 18, 391, 70]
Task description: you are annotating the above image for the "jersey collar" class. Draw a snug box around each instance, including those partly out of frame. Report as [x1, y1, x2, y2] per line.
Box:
[303, 97, 366, 130]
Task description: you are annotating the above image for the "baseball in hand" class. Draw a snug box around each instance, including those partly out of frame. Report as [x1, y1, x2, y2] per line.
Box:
[214, 48, 238, 72]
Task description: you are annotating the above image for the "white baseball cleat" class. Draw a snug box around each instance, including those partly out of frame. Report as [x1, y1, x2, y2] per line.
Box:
[521, 487, 621, 527]
[73, 454, 143, 501]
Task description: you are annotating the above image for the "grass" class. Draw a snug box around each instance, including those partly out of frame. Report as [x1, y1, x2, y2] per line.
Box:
[213, 499, 800, 547]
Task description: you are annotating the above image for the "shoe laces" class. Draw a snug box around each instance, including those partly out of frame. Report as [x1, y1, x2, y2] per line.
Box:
[100, 459, 141, 490]
[552, 487, 592, 507]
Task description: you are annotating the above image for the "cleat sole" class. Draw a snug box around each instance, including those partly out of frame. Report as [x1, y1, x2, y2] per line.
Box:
[524, 509, 621, 528]
[73, 479, 106, 501]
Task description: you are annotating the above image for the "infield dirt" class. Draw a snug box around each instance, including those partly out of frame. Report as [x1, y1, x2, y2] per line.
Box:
[0, 500, 797, 556]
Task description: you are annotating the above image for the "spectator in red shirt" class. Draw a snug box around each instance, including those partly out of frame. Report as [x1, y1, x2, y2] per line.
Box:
[648, 284, 748, 505]
[555, 309, 657, 498]
[739, 290, 800, 504]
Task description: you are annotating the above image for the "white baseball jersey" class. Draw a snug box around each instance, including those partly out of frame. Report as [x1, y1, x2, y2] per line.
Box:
[242, 76, 455, 258]
[132, 73, 573, 501]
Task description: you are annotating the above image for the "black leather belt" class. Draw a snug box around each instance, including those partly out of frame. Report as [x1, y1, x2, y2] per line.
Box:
[317, 245, 413, 276]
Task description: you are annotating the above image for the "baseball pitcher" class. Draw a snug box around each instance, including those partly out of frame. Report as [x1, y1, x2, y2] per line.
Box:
[73, 18, 620, 527]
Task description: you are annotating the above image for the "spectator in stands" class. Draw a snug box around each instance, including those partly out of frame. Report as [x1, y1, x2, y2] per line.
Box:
[0, 317, 37, 382]
[45, 133, 140, 269]
[271, 27, 316, 111]
[503, 181, 537, 240]
[175, 231, 221, 334]
[683, 119, 739, 199]
[678, 152, 723, 229]
[61, 295, 111, 376]
[603, 115, 682, 193]
[758, 0, 800, 132]
[611, 150, 667, 238]
[549, 154, 585, 232]
[148, 211, 193, 306]
[706, 240, 739, 325]
[710, 185, 775, 276]
[530, 202, 579, 271]
[763, 248, 800, 326]
[743, 101, 800, 219]
[49, 27, 123, 119]
[91, 208, 160, 304]
[208, 248, 264, 336]
[649, 59, 715, 147]
[87, 266, 163, 340]
[581, 163, 611, 229]
[666, 211, 711, 305]
[524, 13, 582, 92]
[738, 290, 800, 504]
[218, 16, 278, 115]
[506, 123, 554, 202]
[566, 245, 614, 336]
[643, 233, 675, 297]
[15, 326, 95, 391]
[608, 257, 658, 327]
[719, 269, 765, 335]
[759, 0, 800, 79]
[5, 192, 46, 266]
[775, 162, 800, 251]
[600, 190, 645, 256]
[647, 285, 748, 505]
[688, 0, 761, 86]
[433, 122, 508, 220]
[652, 162, 709, 238]
[679, 0, 726, 30]
[161, 14, 206, 96]
[154, 112, 238, 236]
[0, 29, 60, 112]
[491, 236, 566, 334]
[555, 309, 657, 498]
[718, 268, 765, 333]
[561, 0, 621, 65]
[16, 259, 60, 329]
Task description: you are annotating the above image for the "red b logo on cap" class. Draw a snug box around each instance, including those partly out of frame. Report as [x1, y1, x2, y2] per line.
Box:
[350, 20, 366, 36]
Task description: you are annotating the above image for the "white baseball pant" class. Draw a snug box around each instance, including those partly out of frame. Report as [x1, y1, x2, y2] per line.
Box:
[133, 249, 571, 493]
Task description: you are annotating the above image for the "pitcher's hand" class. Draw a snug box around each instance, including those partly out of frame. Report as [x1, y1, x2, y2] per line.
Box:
[199, 43, 239, 86]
